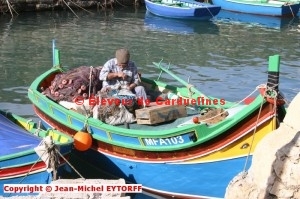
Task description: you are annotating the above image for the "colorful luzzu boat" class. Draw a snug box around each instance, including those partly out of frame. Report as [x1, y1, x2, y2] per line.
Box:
[0, 110, 74, 197]
[27, 42, 286, 198]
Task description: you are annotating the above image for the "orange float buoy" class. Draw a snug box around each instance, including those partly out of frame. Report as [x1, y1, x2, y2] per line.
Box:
[192, 116, 199, 124]
[73, 130, 93, 151]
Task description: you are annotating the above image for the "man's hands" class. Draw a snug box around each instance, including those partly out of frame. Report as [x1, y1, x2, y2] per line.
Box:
[116, 72, 127, 79]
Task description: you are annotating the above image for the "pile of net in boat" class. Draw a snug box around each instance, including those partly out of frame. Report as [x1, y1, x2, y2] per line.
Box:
[93, 90, 137, 125]
[41, 66, 103, 102]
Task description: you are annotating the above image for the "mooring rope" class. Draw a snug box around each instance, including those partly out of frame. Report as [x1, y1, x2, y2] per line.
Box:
[61, 0, 79, 18]
[17, 139, 50, 184]
[17, 135, 85, 187]
[242, 83, 280, 172]
[54, 148, 85, 179]
[288, 4, 295, 18]
[5, 0, 18, 18]
[68, 0, 94, 14]
[242, 95, 265, 172]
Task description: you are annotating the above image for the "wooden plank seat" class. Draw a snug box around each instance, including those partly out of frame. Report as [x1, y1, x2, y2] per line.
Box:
[135, 103, 187, 125]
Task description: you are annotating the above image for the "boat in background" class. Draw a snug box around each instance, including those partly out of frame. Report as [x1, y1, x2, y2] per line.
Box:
[144, 0, 221, 20]
[0, 110, 74, 197]
[211, 0, 300, 17]
[144, 11, 220, 34]
[215, 10, 299, 29]
[27, 41, 287, 198]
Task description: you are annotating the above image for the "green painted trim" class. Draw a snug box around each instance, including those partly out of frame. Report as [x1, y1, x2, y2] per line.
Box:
[54, 49, 60, 67]
[268, 55, 280, 72]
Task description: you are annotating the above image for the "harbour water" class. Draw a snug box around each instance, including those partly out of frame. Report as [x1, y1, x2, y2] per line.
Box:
[0, 7, 300, 198]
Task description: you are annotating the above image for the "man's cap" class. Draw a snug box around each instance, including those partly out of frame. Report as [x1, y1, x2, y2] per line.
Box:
[116, 48, 130, 64]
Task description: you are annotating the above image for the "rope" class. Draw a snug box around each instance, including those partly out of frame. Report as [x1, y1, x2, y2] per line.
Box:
[288, 4, 295, 18]
[68, 0, 94, 14]
[61, 0, 79, 18]
[7, 148, 46, 197]
[242, 83, 281, 172]
[17, 139, 49, 184]
[5, 0, 18, 18]
[243, 93, 265, 172]
[17, 136, 85, 187]
[204, 5, 216, 18]
[54, 148, 85, 179]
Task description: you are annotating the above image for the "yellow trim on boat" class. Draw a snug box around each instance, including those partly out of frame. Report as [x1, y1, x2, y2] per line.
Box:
[186, 117, 276, 163]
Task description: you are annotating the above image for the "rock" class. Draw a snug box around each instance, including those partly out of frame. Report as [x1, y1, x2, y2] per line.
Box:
[225, 93, 300, 199]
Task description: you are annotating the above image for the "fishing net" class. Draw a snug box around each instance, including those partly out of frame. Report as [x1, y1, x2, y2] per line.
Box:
[41, 66, 103, 102]
[93, 90, 137, 125]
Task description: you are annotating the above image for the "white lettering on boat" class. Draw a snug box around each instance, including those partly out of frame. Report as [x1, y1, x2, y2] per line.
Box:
[143, 136, 185, 146]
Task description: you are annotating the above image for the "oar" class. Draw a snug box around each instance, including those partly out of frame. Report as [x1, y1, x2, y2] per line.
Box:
[153, 61, 211, 100]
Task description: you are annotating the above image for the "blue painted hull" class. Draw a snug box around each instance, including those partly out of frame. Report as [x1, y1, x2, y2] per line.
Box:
[212, 0, 300, 16]
[0, 111, 73, 197]
[1, 146, 71, 169]
[145, 0, 221, 20]
[74, 148, 251, 198]
[41, 119, 248, 198]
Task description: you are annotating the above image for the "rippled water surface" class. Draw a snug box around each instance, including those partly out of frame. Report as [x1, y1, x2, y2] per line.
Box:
[1, 8, 300, 112]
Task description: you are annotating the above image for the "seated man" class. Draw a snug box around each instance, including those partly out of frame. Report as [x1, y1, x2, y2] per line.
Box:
[99, 48, 147, 105]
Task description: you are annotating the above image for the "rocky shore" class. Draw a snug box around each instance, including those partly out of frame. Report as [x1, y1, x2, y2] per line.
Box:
[0, 0, 142, 15]
[225, 92, 300, 199]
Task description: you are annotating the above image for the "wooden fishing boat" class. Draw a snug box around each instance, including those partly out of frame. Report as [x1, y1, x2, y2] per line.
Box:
[27, 42, 287, 198]
[212, 0, 300, 17]
[144, 0, 221, 20]
[0, 110, 74, 197]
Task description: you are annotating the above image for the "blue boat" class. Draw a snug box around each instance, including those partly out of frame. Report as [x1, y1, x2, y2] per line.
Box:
[0, 110, 74, 197]
[144, 0, 221, 20]
[211, 0, 300, 17]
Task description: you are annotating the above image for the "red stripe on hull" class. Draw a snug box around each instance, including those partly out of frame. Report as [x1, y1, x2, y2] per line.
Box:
[0, 155, 69, 178]
[33, 103, 277, 162]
